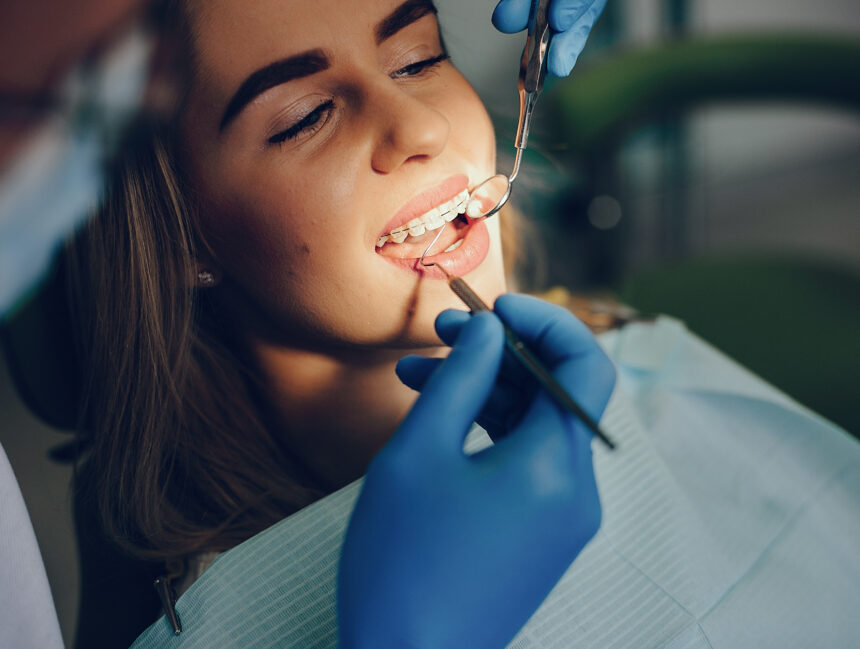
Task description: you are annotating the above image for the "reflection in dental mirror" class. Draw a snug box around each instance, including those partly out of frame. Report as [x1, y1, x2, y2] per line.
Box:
[465, 173, 511, 219]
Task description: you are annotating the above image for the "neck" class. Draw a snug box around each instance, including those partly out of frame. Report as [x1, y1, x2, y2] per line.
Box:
[251, 341, 443, 492]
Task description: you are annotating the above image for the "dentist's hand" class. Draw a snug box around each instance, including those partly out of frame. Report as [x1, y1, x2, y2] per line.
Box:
[338, 295, 615, 649]
[492, 0, 608, 77]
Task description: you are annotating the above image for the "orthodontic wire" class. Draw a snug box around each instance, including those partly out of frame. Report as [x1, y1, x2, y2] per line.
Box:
[419, 222, 449, 267]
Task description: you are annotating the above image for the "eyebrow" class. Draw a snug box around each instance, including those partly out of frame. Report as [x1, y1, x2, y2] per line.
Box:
[218, 0, 438, 133]
[375, 0, 438, 44]
[219, 50, 329, 132]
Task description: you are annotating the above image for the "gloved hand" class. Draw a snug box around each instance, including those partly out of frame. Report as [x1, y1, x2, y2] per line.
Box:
[338, 294, 615, 649]
[492, 0, 608, 77]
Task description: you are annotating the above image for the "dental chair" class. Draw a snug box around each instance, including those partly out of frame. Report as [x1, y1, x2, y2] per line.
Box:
[0, 254, 164, 649]
[0, 440, 64, 648]
[542, 33, 860, 435]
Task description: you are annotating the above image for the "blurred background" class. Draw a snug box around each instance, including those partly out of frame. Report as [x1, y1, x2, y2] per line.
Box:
[440, 0, 860, 436]
[1, 1, 859, 646]
[442, 0, 860, 285]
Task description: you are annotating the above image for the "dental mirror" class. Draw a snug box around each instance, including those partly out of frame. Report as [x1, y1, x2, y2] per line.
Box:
[463, 0, 551, 221]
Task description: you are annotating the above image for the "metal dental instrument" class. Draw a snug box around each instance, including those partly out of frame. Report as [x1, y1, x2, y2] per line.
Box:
[416, 1, 614, 450]
[419, 225, 616, 450]
[465, 0, 551, 220]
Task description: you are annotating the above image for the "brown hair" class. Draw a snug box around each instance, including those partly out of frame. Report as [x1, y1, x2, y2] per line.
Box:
[68, 120, 325, 561]
[66, 0, 529, 563]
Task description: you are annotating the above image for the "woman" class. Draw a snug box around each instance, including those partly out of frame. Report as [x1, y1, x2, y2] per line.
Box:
[69, 1, 860, 648]
[69, 0, 613, 647]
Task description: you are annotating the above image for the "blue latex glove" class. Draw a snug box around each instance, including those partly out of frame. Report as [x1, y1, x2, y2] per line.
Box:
[338, 294, 615, 649]
[492, 0, 608, 77]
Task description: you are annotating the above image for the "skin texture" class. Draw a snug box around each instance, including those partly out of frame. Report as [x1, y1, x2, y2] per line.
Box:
[179, 0, 507, 487]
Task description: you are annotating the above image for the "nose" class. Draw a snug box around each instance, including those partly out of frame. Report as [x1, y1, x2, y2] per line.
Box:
[369, 82, 450, 174]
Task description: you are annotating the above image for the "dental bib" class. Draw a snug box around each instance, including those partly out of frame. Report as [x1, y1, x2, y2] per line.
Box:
[131, 318, 860, 649]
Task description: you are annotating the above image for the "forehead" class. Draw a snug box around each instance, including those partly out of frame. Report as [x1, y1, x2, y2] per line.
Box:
[190, 0, 407, 79]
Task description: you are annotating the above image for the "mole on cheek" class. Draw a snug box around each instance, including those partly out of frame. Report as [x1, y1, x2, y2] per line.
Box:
[299, 243, 311, 255]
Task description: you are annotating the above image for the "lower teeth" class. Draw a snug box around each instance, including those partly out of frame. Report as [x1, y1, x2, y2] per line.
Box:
[444, 239, 464, 253]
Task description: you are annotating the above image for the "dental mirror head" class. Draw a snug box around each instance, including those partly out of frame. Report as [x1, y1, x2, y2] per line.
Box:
[465, 173, 512, 220]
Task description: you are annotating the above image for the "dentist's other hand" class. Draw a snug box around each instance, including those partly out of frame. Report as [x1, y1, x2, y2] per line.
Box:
[338, 296, 614, 649]
[492, 0, 608, 77]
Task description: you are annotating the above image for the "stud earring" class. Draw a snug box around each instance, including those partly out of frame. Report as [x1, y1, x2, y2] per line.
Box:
[197, 270, 217, 287]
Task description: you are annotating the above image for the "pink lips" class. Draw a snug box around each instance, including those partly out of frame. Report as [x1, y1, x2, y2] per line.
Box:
[378, 218, 490, 280]
[378, 173, 469, 238]
[375, 172, 491, 280]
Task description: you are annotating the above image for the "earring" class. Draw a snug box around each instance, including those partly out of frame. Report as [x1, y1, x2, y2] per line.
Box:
[197, 269, 217, 288]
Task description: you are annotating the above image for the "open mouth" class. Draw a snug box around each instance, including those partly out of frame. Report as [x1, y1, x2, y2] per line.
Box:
[374, 175, 491, 278]
[375, 213, 474, 260]
[375, 188, 473, 259]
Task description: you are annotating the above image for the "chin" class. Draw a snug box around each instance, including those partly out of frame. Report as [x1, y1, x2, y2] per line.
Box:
[410, 258, 507, 348]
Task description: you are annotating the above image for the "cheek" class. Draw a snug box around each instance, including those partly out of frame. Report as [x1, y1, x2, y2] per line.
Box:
[198, 158, 353, 282]
[202, 199, 304, 280]
[444, 81, 496, 170]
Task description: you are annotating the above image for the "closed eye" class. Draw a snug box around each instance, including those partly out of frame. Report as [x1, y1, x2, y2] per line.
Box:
[267, 52, 447, 146]
[268, 99, 334, 144]
[391, 53, 449, 79]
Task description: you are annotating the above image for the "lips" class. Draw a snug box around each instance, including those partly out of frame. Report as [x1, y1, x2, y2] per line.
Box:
[374, 173, 491, 279]
[377, 218, 490, 279]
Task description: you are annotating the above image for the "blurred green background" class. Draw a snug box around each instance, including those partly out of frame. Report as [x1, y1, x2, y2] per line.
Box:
[441, 0, 860, 435]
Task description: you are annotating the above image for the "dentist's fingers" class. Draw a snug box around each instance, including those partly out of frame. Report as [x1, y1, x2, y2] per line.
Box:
[511, 349, 614, 445]
[492, 370, 601, 512]
[492, 0, 532, 34]
[491, 294, 615, 451]
[547, 0, 599, 32]
[493, 294, 602, 367]
[436, 306, 539, 391]
[434, 308, 471, 345]
[388, 312, 505, 458]
[546, 0, 607, 77]
[397, 353, 537, 439]
[395, 355, 439, 391]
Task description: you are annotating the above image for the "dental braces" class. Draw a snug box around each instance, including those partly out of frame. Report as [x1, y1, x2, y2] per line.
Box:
[376, 189, 477, 248]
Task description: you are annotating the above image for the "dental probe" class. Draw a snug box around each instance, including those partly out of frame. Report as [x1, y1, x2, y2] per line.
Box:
[420, 225, 616, 450]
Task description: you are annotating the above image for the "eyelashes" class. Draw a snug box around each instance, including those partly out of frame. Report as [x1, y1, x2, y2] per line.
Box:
[268, 53, 450, 146]
[390, 52, 449, 79]
[268, 100, 334, 144]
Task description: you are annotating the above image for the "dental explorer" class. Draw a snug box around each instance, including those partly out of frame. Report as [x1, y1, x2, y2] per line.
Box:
[420, 0, 614, 449]
[419, 225, 616, 451]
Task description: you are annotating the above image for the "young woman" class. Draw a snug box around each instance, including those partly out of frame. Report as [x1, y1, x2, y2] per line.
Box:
[68, 0, 612, 646]
[67, 1, 860, 648]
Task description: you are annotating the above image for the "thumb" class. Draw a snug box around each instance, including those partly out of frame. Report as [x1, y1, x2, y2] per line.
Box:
[392, 312, 504, 458]
[492, 0, 532, 33]
[395, 355, 441, 392]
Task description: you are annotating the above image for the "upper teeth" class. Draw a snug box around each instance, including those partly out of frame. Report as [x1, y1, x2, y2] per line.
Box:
[377, 188, 473, 248]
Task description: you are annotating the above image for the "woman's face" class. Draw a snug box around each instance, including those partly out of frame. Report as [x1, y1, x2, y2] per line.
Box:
[180, 0, 505, 350]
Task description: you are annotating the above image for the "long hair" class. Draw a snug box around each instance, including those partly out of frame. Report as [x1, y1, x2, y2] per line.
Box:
[67, 120, 325, 561]
[65, 0, 531, 563]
